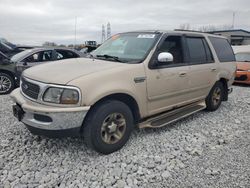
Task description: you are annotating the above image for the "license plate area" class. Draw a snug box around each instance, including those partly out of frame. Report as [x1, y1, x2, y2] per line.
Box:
[13, 104, 25, 121]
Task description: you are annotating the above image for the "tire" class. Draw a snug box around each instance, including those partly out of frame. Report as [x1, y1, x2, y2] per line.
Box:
[205, 82, 224, 111]
[83, 100, 134, 154]
[0, 73, 15, 95]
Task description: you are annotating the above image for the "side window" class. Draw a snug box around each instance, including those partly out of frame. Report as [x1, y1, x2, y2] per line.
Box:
[56, 50, 79, 60]
[42, 51, 53, 61]
[158, 36, 183, 64]
[24, 52, 40, 63]
[208, 37, 235, 62]
[24, 51, 53, 63]
[186, 37, 206, 64]
[202, 38, 214, 62]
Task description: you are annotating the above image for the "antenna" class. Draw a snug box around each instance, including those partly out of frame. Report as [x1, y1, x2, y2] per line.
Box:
[102, 24, 106, 43]
[107, 22, 111, 39]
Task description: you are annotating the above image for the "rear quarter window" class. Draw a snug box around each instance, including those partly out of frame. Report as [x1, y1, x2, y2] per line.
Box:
[208, 37, 235, 62]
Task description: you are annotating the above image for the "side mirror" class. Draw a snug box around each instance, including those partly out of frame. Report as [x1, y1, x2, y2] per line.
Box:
[157, 52, 173, 63]
[22, 61, 28, 66]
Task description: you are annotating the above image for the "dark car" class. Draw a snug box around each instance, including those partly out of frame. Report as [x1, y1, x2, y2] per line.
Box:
[0, 47, 84, 94]
[0, 38, 34, 58]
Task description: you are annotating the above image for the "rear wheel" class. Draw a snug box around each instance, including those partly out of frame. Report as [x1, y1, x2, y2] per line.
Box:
[0, 73, 15, 95]
[83, 100, 134, 154]
[205, 82, 224, 111]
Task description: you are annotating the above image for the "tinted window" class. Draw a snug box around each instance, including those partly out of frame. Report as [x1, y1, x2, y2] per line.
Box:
[209, 37, 235, 62]
[56, 50, 79, 60]
[235, 53, 250, 62]
[186, 37, 206, 63]
[158, 36, 183, 64]
[202, 38, 214, 62]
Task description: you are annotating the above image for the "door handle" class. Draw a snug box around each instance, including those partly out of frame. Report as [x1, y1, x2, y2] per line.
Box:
[211, 68, 217, 72]
[179, 72, 187, 77]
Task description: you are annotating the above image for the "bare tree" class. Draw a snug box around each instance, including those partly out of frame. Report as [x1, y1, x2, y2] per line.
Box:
[178, 23, 191, 30]
[42, 41, 57, 47]
[198, 24, 233, 32]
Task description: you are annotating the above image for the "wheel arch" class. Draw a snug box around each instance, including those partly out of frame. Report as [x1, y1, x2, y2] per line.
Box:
[218, 77, 228, 101]
[86, 93, 141, 124]
[0, 69, 16, 79]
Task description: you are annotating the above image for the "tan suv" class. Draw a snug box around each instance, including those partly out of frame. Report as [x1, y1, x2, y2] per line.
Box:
[11, 30, 236, 154]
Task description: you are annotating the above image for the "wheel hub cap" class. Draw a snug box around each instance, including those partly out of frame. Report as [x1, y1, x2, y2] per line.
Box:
[212, 87, 221, 106]
[101, 113, 126, 144]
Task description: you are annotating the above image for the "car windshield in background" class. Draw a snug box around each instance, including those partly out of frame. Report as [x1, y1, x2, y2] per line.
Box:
[235, 53, 250, 62]
[91, 32, 160, 63]
[10, 49, 33, 62]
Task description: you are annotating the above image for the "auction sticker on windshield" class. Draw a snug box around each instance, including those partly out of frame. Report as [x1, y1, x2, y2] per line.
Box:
[137, 34, 155, 38]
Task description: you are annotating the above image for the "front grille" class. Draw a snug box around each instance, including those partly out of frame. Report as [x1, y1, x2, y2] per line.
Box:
[21, 77, 40, 100]
[235, 75, 248, 81]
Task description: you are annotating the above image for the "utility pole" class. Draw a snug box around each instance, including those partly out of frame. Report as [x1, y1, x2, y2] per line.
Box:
[74, 16, 77, 49]
[102, 24, 106, 43]
[107, 22, 111, 39]
[232, 12, 235, 29]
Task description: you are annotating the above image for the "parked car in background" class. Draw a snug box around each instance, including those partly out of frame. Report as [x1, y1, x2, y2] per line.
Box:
[11, 30, 236, 154]
[0, 38, 34, 58]
[232, 45, 250, 84]
[0, 47, 84, 94]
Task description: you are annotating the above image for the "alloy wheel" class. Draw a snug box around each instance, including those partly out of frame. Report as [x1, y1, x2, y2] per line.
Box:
[212, 87, 221, 106]
[0, 75, 12, 94]
[101, 113, 126, 144]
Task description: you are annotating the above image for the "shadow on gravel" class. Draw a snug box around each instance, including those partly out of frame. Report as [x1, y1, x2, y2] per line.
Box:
[233, 83, 250, 87]
[134, 110, 206, 135]
[12, 103, 226, 157]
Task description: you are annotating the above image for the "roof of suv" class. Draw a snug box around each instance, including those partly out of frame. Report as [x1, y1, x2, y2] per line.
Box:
[123, 30, 227, 39]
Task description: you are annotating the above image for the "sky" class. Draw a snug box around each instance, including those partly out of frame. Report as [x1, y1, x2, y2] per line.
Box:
[0, 0, 249, 45]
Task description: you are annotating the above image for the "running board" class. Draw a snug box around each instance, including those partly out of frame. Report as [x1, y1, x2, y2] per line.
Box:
[139, 101, 206, 129]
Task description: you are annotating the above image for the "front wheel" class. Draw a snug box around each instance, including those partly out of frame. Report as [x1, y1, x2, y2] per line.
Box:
[0, 73, 15, 95]
[205, 82, 224, 111]
[83, 100, 134, 154]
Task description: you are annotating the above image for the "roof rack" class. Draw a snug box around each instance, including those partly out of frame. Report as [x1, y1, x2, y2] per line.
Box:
[174, 29, 205, 33]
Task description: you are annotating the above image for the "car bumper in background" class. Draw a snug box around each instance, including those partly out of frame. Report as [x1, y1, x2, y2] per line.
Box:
[10, 88, 90, 137]
[234, 70, 250, 84]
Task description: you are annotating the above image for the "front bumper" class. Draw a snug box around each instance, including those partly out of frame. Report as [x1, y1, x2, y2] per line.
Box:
[10, 88, 90, 137]
[234, 71, 250, 84]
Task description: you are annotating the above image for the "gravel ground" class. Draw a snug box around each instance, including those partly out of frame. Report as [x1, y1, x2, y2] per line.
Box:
[0, 85, 249, 188]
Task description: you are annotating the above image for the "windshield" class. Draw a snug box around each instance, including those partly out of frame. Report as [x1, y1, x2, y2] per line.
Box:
[11, 49, 33, 62]
[91, 32, 160, 63]
[235, 53, 250, 62]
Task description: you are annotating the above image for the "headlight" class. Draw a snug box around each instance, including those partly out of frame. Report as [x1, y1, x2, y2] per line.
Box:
[43, 87, 80, 105]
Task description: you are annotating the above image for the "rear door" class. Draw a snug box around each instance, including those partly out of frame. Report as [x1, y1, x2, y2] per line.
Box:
[208, 36, 236, 86]
[184, 35, 217, 99]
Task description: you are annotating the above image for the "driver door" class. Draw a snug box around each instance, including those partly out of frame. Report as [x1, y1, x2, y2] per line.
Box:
[145, 35, 191, 115]
[16, 50, 54, 78]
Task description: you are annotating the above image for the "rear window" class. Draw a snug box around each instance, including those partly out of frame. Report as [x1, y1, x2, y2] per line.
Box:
[208, 37, 235, 62]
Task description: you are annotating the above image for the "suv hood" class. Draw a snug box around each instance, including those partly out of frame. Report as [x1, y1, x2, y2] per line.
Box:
[23, 58, 124, 84]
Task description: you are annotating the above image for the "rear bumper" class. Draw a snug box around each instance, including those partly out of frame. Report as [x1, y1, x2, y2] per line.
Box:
[10, 88, 90, 137]
[234, 71, 250, 84]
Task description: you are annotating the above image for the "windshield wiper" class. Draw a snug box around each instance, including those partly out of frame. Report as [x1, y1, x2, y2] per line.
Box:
[96, 54, 123, 62]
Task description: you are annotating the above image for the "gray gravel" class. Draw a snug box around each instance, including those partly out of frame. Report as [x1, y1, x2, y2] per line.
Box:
[0, 85, 250, 188]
